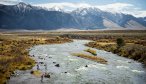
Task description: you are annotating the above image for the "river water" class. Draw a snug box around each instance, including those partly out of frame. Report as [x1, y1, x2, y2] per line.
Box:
[8, 40, 146, 84]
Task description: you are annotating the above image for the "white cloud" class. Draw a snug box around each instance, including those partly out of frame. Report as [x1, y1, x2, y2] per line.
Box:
[96, 3, 133, 12]
[0, 0, 21, 5]
[96, 3, 146, 17]
[135, 11, 146, 17]
[34, 2, 146, 17]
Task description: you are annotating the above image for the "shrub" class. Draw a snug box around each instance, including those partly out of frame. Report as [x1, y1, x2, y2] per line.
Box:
[116, 38, 125, 48]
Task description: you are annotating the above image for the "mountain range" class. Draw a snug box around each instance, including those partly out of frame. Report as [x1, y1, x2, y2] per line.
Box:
[0, 2, 146, 30]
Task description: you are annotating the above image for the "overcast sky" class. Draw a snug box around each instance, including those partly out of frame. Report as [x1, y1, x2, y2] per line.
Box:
[0, 0, 146, 17]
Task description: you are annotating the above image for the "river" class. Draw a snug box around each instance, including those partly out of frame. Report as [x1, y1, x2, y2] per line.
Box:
[8, 40, 146, 84]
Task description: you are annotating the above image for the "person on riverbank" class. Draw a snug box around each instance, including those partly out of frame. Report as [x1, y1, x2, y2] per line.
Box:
[41, 73, 44, 83]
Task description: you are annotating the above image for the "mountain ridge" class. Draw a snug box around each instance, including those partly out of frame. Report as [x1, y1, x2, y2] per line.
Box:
[0, 2, 146, 30]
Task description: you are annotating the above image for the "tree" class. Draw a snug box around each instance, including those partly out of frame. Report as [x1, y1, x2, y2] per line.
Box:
[116, 38, 125, 49]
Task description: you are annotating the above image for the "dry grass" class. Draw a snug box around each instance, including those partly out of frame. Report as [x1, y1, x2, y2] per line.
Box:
[60, 30, 146, 41]
[72, 53, 107, 64]
[86, 41, 146, 66]
[0, 33, 72, 84]
[84, 48, 97, 56]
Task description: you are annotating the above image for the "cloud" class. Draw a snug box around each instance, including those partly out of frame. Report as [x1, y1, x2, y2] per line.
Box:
[34, 2, 91, 11]
[135, 11, 146, 17]
[34, 2, 146, 17]
[0, 0, 22, 5]
[96, 3, 146, 17]
[96, 3, 133, 12]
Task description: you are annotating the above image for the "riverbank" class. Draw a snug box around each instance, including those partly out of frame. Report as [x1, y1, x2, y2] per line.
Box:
[85, 41, 146, 66]
[9, 40, 146, 84]
[0, 34, 72, 84]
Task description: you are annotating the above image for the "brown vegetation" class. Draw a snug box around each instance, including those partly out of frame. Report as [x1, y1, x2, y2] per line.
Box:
[59, 30, 146, 66]
[0, 33, 72, 84]
[135, 40, 146, 46]
[60, 30, 146, 41]
[72, 53, 107, 64]
[85, 41, 146, 66]
[84, 48, 97, 56]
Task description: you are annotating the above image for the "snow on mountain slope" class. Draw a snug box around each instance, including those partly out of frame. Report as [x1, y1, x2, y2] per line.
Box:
[0, 2, 146, 30]
[47, 6, 64, 12]
[72, 7, 102, 16]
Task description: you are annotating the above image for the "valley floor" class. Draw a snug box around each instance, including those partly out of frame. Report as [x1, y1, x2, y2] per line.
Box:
[0, 30, 146, 84]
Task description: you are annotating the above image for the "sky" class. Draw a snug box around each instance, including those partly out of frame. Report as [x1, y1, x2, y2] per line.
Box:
[0, 0, 146, 17]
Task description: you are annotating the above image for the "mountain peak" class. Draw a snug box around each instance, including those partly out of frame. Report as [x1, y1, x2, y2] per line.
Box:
[0, 3, 146, 30]
[15, 2, 33, 10]
[72, 7, 102, 15]
[17, 2, 28, 6]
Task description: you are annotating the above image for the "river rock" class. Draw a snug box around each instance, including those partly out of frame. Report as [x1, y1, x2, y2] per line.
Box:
[44, 73, 50, 78]
[53, 62, 56, 64]
[85, 65, 88, 67]
[55, 64, 60, 67]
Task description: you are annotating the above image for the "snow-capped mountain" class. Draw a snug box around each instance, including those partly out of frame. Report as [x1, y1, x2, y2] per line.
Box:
[47, 6, 64, 12]
[71, 7, 146, 29]
[0, 2, 79, 30]
[72, 7, 102, 15]
[0, 2, 146, 30]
